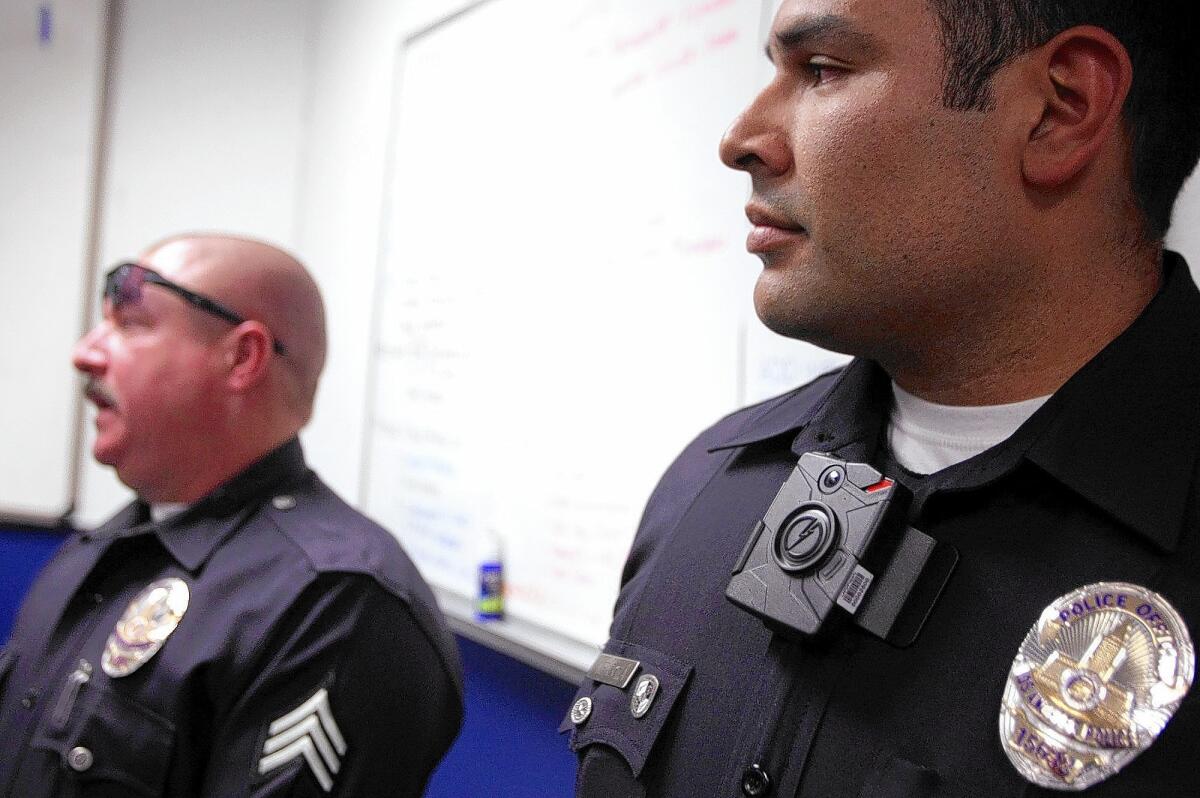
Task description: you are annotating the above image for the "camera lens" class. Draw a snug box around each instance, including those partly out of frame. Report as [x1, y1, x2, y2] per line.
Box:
[819, 466, 844, 493]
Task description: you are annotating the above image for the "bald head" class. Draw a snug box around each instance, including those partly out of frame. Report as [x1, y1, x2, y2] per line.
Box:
[143, 233, 327, 424]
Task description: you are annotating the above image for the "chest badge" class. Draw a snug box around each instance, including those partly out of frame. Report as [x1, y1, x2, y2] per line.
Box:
[101, 578, 190, 678]
[999, 582, 1193, 791]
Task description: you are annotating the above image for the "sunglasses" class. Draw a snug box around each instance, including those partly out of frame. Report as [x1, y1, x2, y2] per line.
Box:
[103, 262, 287, 355]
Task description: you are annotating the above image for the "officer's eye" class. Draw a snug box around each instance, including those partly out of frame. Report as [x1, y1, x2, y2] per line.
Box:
[804, 59, 844, 85]
[111, 305, 151, 331]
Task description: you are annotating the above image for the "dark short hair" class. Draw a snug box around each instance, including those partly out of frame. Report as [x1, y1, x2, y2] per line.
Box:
[927, 0, 1200, 241]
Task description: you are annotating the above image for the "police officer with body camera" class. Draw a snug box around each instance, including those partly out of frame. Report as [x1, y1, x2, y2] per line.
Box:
[0, 235, 463, 796]
[564, 0, 1200, 795]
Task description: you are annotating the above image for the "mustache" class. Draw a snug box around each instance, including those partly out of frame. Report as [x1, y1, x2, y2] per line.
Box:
[84, 378, 118, 409]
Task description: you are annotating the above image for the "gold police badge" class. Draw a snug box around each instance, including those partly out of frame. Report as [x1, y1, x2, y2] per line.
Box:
[999, 582, 1194, 791]
[101, 578, 190, 678]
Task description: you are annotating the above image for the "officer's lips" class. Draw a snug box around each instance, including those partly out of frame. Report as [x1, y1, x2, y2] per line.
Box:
[745, 204, 807, 254]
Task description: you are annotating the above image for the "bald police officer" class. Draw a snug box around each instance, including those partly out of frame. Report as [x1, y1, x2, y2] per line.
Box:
[0, 235, 463, 796]
[565, 1, 1200, 795]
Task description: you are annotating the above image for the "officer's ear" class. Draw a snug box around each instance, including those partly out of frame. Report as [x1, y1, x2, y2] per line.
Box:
[223, 322, 274, 393]
[1021, 25, 1132, 189]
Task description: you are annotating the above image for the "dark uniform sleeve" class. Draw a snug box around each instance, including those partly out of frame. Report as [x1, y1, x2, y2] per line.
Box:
[198, 574, 462, 798]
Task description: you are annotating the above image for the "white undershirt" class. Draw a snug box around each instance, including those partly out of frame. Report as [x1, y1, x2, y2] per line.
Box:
[887, 383, 1051, 475]
[149, 502, 189, 524]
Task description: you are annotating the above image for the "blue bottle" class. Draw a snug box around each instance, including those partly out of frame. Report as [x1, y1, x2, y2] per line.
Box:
[476, 531, 504, 621]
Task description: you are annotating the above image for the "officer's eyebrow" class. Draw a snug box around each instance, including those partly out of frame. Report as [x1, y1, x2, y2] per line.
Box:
[765, 14, 883, 63]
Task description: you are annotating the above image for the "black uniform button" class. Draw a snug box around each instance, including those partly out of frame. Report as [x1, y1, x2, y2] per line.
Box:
[741, 764, 772, 797]
[21, 689, 38, 709]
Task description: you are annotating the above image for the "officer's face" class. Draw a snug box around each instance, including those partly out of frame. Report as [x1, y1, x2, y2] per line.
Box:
[720, 0, 1021, 358]
[73, 242, 228, 499]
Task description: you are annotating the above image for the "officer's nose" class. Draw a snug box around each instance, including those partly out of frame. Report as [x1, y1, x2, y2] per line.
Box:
[72, 323, 109, 376]
[719, 87, 793, 178]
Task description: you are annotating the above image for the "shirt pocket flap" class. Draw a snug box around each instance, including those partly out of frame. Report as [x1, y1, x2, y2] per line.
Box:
[30, 678, 175, 797]
[859, 752, 995, 798]
[858, 753, 938, 798]
[559, 640, 692, 778]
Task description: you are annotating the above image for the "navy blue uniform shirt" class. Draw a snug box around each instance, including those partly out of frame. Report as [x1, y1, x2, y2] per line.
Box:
[565, 252, 1200, 797]
[0, 439, 463, 797]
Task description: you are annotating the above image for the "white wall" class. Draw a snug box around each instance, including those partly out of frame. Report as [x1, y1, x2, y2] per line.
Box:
[75, 0, 314, 525]
[0, 0, 106, 521]
[1170, 172, 1200, 263]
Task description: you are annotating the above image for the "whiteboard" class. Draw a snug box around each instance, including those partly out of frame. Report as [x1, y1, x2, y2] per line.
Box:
[363, 0, 847, 676]
[0, 1, 108, 523]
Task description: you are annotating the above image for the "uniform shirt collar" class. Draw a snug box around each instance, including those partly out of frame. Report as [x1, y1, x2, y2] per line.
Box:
[89, 437, 311, 571]
[709, 251, 1199, 553]
[709, 357, 887, 457]
[1024, 252, 1200, 552]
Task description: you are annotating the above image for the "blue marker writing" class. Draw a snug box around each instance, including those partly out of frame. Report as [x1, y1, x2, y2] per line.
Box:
[39, 4, 52, 46]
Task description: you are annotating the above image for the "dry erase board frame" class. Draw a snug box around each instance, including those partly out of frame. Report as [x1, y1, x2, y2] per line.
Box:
[359, 0, 852, 679]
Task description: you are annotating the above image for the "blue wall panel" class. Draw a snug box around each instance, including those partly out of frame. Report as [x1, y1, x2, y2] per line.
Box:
[1, 525, 578, 795]
[0, 525, 68, 643]
[426, 636, 578, 798]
